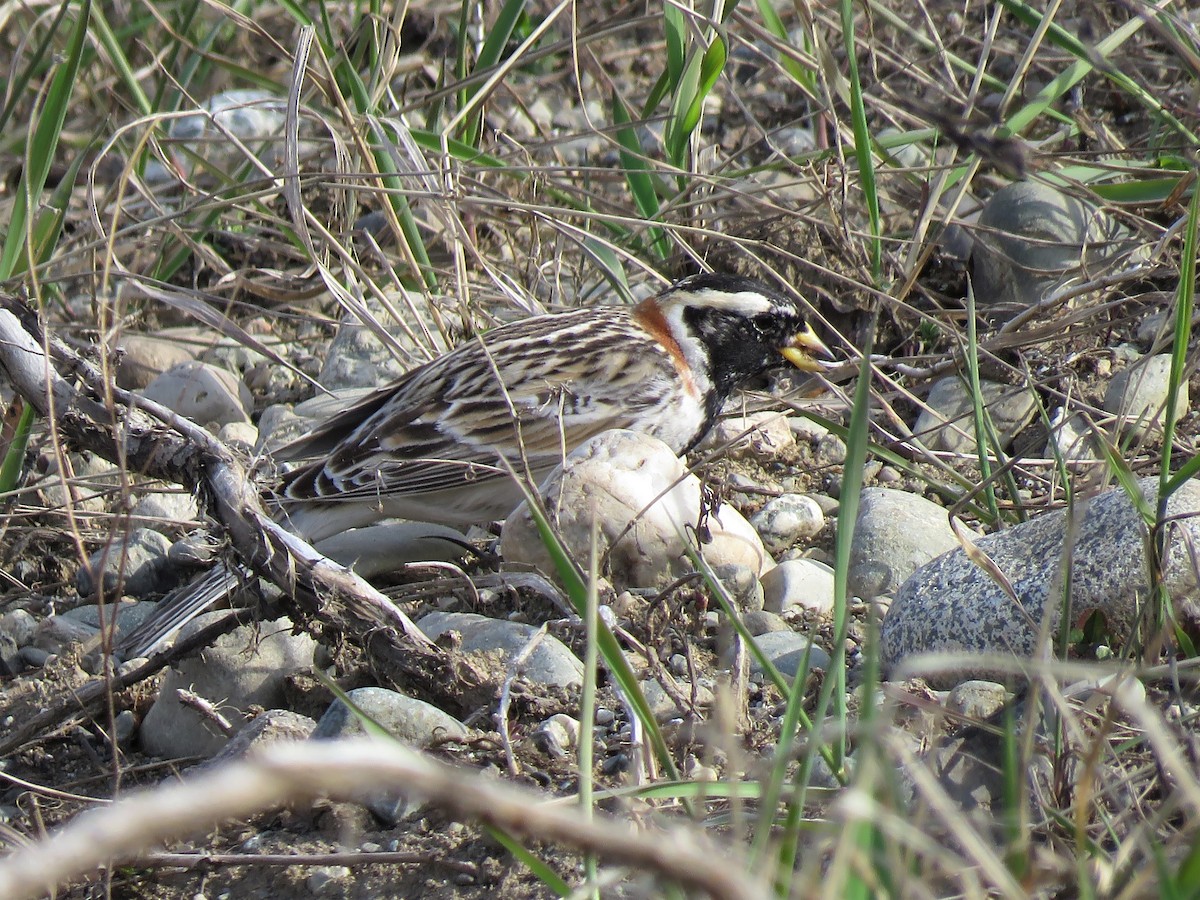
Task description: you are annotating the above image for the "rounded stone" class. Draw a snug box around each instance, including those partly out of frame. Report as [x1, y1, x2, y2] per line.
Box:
[914, 377, 1037, 454]
[848, 488, 960, 601]
[971, 181, 1138, 316]
[140, 613, 317, 759]
[750, 494, 824, 555]
[141, 360, 251, 427]
[418, 611, 584, 689]
[312, 687, 467, 746]
[747, 631, 832, 680]
[761, 558, 836, 615]
[881, 477, 1200, 687]
[1103, 354, 1189, 436]
[76, 528, 174, 598]
[502, 430, 772, 590]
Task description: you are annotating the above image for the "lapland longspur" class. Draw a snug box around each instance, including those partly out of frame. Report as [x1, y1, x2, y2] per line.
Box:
[271, 272, 832, 541]
[118, 272, 832, 655]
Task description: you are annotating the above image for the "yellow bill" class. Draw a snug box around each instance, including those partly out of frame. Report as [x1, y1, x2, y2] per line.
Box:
[780, 324, 835, 372]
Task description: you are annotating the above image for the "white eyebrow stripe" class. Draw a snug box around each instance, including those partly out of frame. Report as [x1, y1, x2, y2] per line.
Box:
[683, 288, 777, 315]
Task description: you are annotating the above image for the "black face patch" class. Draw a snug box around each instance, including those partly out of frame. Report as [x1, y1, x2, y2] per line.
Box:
[681, 300, 808, 398]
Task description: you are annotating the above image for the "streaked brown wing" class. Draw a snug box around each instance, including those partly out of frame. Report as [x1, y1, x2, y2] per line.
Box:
[281, 307, 676, 502]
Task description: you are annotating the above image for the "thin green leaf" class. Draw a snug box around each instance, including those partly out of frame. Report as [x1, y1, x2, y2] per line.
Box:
[0, 0, 91, 281]
[839, 0, 881, 280]
[1161, 181, 1199, 498]
[611, 92, 670, 259]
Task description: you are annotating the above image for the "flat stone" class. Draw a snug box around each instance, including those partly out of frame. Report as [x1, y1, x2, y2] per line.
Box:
[971, 181, 1141, 317]
[141, 360, 251, 427]
[418, 611, 584, 689]
[502, 430, 772, 590]
[750, 494, 824, 555]
[761, 558, 836, 615]
[140, 613, 317, 759]
[748, 631, 831, 680]
[76, 528, 174, 598]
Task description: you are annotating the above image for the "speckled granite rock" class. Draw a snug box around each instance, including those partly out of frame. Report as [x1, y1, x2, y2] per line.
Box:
[881, 478, 1200, 687]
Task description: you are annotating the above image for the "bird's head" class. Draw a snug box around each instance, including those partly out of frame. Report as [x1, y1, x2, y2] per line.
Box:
[640, 273, 834, 400]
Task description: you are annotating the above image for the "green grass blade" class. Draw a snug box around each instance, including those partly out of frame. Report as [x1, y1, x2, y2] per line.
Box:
[457, 0, 528, 145]
[0, 0, 70, 135]
[0, 0, 91, 281]
[508, 464, 680, 782]
[611, 92, 670, 259]
[486, 826, 572, 896]
[755, 0, 814, 90]
[1161, 182, 1199, 497]
[839, 0, 881, 281]
[0, 406, 35, 497]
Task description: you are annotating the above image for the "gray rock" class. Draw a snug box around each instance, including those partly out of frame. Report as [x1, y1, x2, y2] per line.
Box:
[761, 558, 836, 615]
[972, 181, 1141, 316]
[37, 451, 120, 515]
[945, 681, 1011, 720]
[418, 611, 584, 689]
[256, 403, 306, 451]
[748, 631, 832, 680]
[741, 610, 789, 635]
[116, 333, 199, 389]
[140, 613, 317, 759]
[0, 609, 37, 647]
[0, 632, 20, 676]
[167, 532, 224, 567]
[750, 494, 824, 555]
[112, 709, 138, 745]
[58, 599, 158, 635]
[76, 528, 173, 598]
[640, 676, 714, 720]
[914, 377, 1037, 454]
[18, 646, 52, 668]
[217, 420, 259, 450]
[703, 411, 795, 459]
[141, 360, 251, 427]
[815, 434, 848, 466]
[318, 291, 459, 392]
[307, 865, 351, 897]
[1045, 410, 1104, 464]
[312, 687, 467, 823]
[534, 714, 579, 756]
[711, 563, 764, 611]
[202, 710, 318, 767]
[1104, 354, 1188, 436]
[313, 686, 467, 745]
[130, 488, 200, 533]
[882, 478, 1200, 687]
[848, 488, 960, 601]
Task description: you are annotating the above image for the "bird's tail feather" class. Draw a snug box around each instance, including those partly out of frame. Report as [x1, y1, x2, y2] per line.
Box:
[116, 566, 244, 659]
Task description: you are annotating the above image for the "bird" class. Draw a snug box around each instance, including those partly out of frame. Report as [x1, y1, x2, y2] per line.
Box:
[117, 272, 833, 656]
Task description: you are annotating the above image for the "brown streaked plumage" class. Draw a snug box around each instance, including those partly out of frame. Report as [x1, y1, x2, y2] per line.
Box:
[118, 272, 833, 657]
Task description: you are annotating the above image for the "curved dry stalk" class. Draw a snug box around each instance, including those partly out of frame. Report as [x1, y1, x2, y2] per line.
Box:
[0, 739, 765, 900]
